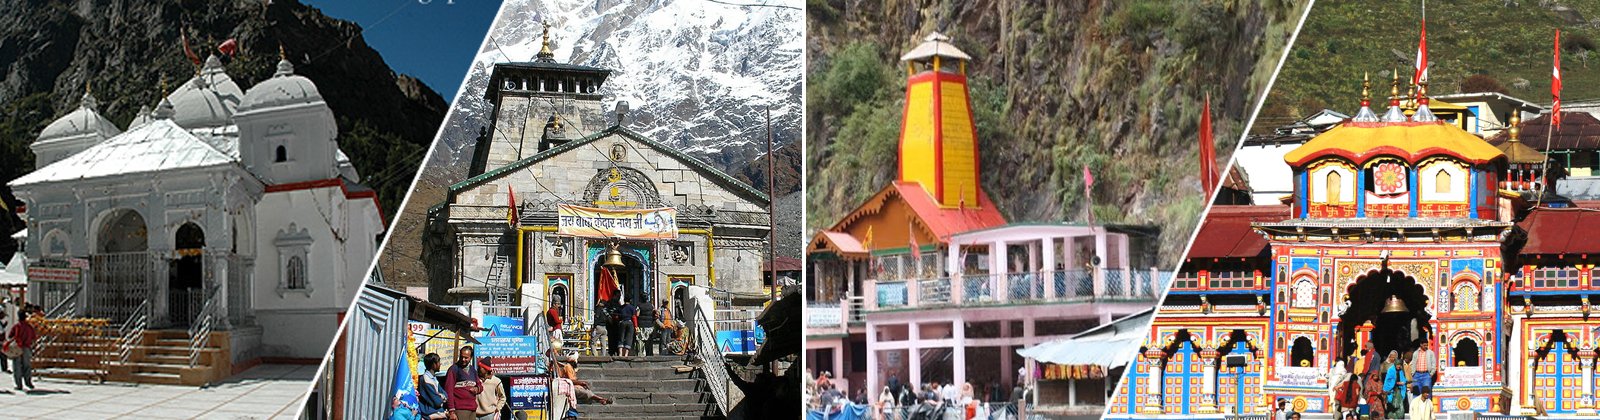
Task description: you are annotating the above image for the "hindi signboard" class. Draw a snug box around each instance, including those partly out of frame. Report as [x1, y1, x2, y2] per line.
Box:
[508, 375, 549, 414]
[27, 267, 78, 283]
[556, 204, 678, 240]
[475, 335, 547, 375]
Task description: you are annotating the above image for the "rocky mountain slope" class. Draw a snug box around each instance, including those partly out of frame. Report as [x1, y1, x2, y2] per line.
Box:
[0, 0, 449, 257]
[1257, 0, 1600, 130]
[807, 0, 1308, 267]
[378, 0, 804, 288]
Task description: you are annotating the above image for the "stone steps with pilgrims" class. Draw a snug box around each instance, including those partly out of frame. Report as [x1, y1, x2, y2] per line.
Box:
[33, 328, 232, 386]
[569, 355, 726, 420]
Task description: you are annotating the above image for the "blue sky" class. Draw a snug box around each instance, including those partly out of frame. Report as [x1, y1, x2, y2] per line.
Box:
[302, 0, 502, 102]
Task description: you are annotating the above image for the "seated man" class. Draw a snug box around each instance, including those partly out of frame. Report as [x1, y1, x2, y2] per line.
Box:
[557, 354, 612, 405]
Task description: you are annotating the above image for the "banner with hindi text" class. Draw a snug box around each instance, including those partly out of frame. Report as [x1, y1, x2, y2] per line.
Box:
[556, 204, 678, 240]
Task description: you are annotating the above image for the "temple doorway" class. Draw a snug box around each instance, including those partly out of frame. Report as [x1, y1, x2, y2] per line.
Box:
[592, 246, 649, 314]
[1335, 267, 1433, 364]
[169, 223, 206, 326]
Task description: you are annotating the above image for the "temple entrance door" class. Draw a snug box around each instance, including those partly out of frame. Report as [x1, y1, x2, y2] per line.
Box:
[592, 248, 648, 317]
[91, 209, 152, 322]
[1161, 331, 1202, 415]
[169, 223, 205, 327]
[1335, 267, 1433, 366]
[1533, 331, 1579, 414]
[1215, 330, 1259, 414]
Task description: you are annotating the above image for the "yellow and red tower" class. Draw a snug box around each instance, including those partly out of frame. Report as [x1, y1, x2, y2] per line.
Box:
[897, 32, 980, 208]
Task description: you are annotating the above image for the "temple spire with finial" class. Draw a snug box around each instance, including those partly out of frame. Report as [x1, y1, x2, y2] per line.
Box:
[1353, 72, 1379, 122]
[1412, 80, 1437, 122]
[536, 21, 556, 62]
[1509, 111, 1522, 142]
[1381, 68, 1407, 122]
[274, 43, 295, 77]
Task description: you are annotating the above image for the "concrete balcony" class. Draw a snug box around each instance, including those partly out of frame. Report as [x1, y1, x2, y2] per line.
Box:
[864, 268, 1170, 311]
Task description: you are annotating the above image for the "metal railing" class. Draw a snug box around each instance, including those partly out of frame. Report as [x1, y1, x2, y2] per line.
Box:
[187, 286, 221, 367]
[116, 299, 151, 365]
[692, 314, 731, 415]
[864, 269, 1170, 310]
[919, 278, 951, 304]
[44, 281, 84, 319]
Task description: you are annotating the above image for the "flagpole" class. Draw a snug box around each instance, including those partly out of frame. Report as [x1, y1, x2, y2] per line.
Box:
[1538, 29, 1560, 209]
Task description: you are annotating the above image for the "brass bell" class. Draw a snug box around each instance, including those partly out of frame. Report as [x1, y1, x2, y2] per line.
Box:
[602, 244, 626, 269]
[1382, 295, 1409, 314]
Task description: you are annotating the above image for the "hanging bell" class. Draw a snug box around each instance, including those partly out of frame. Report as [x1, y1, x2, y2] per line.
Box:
[603, 244, 626, 269]
[1381, 295, 1409, 314]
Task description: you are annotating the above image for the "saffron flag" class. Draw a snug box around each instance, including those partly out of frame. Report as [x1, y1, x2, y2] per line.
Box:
[597, 267, 619, 303]
[507, 185, 517, 227]
[218, 38, 238, 57]
[1199, 94, 1218, 196]
[1554, 30, 1564, 129]
[181, 32, 200, 66]
[1413, 19, 1428, 90]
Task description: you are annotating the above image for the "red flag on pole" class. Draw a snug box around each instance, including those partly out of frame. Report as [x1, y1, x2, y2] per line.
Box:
[598, 267, 618, 302]
[507, 185, 518, 227]
[1199, 93, 1218, 196]
[1083, 165, 1094, 188]
[1413, 19, 1428, 94]
[1554, 29, 1564, 129]
[181, 32, 200, 66]
[217, 38, 238, 57]
[908, 221, 921, 262]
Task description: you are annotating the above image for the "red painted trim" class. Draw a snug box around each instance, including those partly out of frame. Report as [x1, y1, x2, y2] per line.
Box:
[264, 178, 388, 226]
[931, 72, 946, 204]
[1288, 145, 1499, 167]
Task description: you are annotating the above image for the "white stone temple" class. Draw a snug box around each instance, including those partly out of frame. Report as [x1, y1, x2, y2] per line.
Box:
[8, 54, 383, 381]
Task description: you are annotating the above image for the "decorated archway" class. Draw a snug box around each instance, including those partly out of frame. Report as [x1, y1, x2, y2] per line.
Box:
[1335, 266, 1433, 363]
[91, 208, 152, 322]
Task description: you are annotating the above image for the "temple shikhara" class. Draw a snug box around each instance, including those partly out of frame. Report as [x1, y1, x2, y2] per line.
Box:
[1109, 34, 1600, 418]
[805, 33, 1167, 416]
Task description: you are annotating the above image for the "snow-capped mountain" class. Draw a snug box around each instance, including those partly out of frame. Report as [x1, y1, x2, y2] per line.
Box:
[426, 0, 803, 181]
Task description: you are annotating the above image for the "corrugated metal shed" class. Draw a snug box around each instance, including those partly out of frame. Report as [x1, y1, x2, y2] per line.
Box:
[342, 286, 409, 419]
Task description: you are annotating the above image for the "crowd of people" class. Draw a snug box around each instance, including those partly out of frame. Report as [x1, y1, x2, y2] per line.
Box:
[1318, 340, 1436, 420]
[546, 297, 685, 358]
[806, 369, 1034, 420]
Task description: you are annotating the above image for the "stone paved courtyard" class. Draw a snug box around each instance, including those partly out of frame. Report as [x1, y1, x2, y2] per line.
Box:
[0, 363, 313, 419]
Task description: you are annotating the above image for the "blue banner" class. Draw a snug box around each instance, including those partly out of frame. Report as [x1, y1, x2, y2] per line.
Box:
[389, 355, 421, 420]
[475, 315, 525, 338]
[507, 375, 549, 410]
[475, 335, 547, 375]
[716, 330, 757, 354]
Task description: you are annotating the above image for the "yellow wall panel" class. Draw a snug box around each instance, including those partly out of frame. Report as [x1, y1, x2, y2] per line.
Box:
[901, 81, 938, 197]
[939, 81, 976, 207]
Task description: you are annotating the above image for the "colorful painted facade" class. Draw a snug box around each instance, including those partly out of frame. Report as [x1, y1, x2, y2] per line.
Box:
[805, 33, 1164, 414]
[1110, 74, 1600, 417]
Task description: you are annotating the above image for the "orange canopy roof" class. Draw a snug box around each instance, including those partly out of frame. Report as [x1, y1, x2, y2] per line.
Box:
[1284, 121, 1505, 167]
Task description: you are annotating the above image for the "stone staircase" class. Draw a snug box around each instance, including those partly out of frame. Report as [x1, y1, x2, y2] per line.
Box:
[572, 355, 725, 420]
[34, 328, 231, 386]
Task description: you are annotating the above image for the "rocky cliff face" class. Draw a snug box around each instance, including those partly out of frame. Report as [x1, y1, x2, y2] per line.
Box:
[0, 0, 448, 236]
[807, 0, 1307, 266]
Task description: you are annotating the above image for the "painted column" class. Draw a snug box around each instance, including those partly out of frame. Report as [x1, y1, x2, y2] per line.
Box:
[1042, 237, 1057, 298]
[867, 322, 880, 396]
[1143, 347, 1166, 413]
[1024, 319, 1037, 395]
[947, 243, 963, 304]
[953, 319, 967, 391]
[1000, 321, 1013, 389]
[1201, 349, 1219, 414]
[991, 241, 1006, 303]
[1581, 346, 1597, 415]
[908, 321, 922, 388]
[1094, 230, 1108, 296]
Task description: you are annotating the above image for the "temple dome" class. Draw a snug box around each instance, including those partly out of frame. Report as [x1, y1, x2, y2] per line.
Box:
[37, 92, 121, 144]
[166, 55, 243, 129]
[238, 59, 324, 113]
